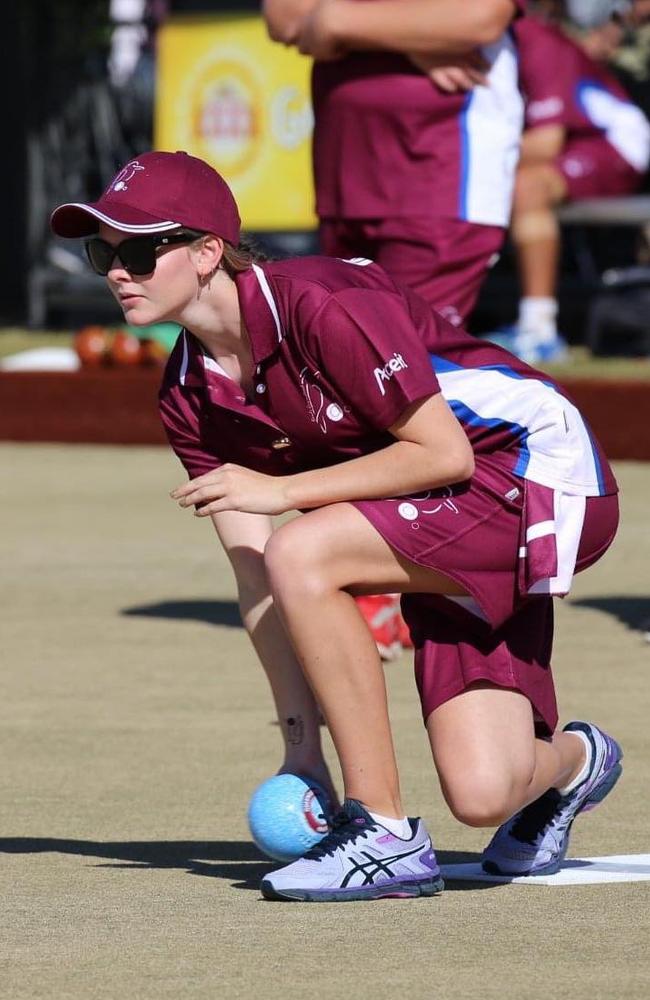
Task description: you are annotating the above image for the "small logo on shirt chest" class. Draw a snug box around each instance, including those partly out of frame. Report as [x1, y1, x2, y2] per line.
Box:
[374, 353, 408, 396]
[299, 367, 345, 433]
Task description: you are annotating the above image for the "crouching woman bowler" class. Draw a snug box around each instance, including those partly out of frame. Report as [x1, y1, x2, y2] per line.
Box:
[51, 151, 622, 902]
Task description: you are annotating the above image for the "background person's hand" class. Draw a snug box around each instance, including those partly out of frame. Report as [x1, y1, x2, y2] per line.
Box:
[296, 0, 347, 59]
[578, 20, 624, 62]
[409, 49, 489, 92]
[171, 465, 293, 517]
[262, 0, 320, 45]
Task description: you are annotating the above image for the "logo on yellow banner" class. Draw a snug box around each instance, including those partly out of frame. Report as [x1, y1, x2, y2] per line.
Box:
[156, 16, 315, 230]
[189, 60, 261, 178]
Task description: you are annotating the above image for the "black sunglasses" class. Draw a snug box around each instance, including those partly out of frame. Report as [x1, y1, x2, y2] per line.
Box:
[84, 230, 204, 276]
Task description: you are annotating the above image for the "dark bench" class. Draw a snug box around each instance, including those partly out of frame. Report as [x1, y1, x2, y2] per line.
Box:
[556, 196, 650, 356]
[554, 195, 650, 290]
[557, 195, 650, 227]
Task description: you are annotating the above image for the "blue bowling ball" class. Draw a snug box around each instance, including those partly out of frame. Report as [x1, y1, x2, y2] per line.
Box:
[247, 773, 332, 862]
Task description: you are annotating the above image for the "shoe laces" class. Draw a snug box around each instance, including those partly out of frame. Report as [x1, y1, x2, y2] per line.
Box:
[305, 809, 377, 861]
[509, 788, 566, 845]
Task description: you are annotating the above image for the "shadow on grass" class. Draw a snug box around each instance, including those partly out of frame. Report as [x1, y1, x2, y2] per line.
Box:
[0, 839, 499, 892]
[122, 599, 242, 629]
[122, 596, 650, 636]
[0, 838, 269, 889]
[569, 595, 650, 633]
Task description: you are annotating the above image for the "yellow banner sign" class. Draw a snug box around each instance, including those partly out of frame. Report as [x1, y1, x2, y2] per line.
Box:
[155, 14, 316, 231]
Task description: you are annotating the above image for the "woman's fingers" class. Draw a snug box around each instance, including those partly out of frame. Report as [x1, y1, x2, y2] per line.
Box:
[178, 477, 231, 508]
[430, 65, 487, 92]
[171, 466, 291, 517]
[170, 465, 236, 500]
[193, 497, 231, 517]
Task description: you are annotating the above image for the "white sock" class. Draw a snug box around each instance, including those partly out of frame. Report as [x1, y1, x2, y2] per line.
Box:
[369, 810, 412, 839]
[558, 730, 592, 795]
[518, 297, 558, 345]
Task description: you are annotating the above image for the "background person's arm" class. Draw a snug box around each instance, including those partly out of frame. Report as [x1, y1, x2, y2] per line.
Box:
[519, 124, 566, 165]
[296, 0, 519, 60]
[263, 0, 498, 90]
[262, 0, 320, 44]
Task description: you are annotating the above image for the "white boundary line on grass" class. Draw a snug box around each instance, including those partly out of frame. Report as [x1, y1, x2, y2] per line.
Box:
[441, 854, 650, 885]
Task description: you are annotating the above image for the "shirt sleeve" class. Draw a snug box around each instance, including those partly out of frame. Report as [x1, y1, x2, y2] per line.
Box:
[306, 288, 441, 432]
[158, 386, 223, 480]
[517, 22, 580, 129]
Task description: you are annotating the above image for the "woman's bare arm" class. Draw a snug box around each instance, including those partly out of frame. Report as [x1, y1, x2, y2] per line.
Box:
[172, 394, 475, 517]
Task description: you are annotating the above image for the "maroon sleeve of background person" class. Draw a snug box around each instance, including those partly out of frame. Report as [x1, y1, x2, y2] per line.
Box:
[515, 17, 580, 129]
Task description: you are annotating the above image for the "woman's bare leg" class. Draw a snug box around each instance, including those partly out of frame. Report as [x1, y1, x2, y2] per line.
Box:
[212, 510, 336, 801]
[427, 683, 587, 827]
[511, 163, 568, 300]
[264, 503, 586, 829]
[263, 503, 467, 819]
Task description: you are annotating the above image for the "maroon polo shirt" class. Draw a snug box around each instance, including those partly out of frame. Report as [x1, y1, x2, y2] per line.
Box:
[159, 255, 616, 498]
[311, 0, 526, 222]
[159, 257, 442, 480]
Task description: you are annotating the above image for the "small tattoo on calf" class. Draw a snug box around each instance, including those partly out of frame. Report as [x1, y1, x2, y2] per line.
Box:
[286, 715, 304, 745]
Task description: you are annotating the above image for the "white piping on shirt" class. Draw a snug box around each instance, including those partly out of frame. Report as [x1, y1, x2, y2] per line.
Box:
[252, 263, 283, 342]
[179, 330, 189, 386]
[202, 354, 231, 378]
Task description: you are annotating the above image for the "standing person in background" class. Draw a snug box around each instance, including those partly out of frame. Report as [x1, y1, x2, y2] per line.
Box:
[495, 8, 650, 362]
[262, 0, 525, 657]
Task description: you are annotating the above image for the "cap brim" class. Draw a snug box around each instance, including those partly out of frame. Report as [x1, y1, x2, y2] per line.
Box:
[50, 201, 181, 238]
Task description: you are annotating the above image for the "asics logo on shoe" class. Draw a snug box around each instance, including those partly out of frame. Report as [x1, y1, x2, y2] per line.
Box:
[339, 843, 424, 887]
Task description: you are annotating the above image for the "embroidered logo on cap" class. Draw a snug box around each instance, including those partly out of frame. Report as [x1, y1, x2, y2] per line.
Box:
[111, 161, 145, 193]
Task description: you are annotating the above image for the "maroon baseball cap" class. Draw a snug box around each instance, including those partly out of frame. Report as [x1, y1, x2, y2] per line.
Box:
[50, 150, 241, 244]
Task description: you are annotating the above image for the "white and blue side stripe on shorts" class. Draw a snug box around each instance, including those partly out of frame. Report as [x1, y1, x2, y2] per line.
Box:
[429, 354, 607, 496]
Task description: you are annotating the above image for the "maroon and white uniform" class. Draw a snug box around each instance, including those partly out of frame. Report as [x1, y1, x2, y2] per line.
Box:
[311, 1, 526, 323]
[516, 16, 650, 199]
[160, 256, 618, 735]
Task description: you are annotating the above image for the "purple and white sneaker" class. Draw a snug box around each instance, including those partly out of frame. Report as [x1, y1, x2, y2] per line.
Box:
[482, 721, 623, 877]
[260, 799, 444, 902]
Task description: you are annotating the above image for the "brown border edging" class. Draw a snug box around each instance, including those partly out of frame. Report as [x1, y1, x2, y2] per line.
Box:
[1, 370, 649, 459]
[0, 370, 167, 446]
[560, 378, 650, 462]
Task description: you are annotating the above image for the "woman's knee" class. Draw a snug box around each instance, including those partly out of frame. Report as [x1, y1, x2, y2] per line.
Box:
[263, 521, 331, 599]
[438, 765, 534, 828]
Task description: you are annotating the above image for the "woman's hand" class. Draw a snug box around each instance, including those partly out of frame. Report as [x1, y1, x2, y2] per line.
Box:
[171, 465, 293, 517]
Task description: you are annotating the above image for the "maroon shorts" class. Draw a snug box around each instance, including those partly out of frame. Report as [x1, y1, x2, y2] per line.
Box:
[556, 135, 643, 201]
[353, 456, 619, 736]
[319, 215, 504, 325]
